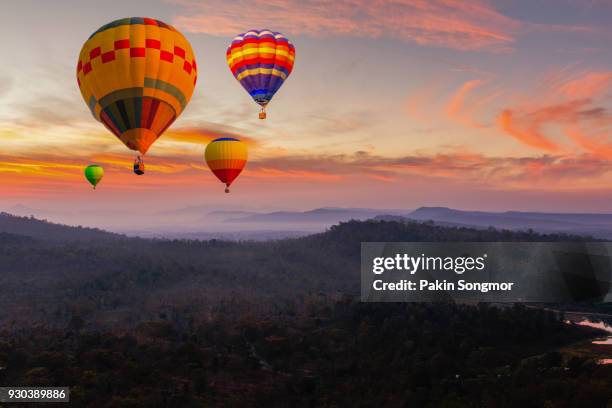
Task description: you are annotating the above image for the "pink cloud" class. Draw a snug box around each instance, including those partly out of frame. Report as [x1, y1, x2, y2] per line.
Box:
[172, 0, 518, 51]
[557, 71, 612, 99]
[566, 126, 612, 159]
[496, 70, 612, 154]
[245, 150, 612, 189]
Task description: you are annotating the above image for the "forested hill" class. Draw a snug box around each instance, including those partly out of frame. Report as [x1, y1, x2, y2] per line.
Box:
[0, 212, 123, 242]
[308, 217, 592, 257]
[0, 215, 594, 330]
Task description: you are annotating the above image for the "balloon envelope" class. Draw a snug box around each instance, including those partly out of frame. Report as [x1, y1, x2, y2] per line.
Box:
[84, 165, 104, 189]
[77, 18, 197, 155]
[205, 138, 248, 191]
[226, 30, 295, 109]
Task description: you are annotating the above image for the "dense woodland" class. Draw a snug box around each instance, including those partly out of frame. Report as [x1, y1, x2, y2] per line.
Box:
[0, 213, 610, 407]
[0, 302, 611, 407]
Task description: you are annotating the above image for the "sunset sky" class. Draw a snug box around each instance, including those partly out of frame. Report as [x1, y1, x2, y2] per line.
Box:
[1, 0, 612, 221]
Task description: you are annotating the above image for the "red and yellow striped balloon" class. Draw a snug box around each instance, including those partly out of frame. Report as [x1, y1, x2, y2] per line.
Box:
[205, 138, 248, 193]
[226, 29, 295, 119]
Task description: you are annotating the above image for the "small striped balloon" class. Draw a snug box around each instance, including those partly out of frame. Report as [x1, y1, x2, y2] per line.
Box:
[205, 138, 248, 193]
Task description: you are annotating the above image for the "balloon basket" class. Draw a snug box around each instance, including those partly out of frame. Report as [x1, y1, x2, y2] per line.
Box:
[134, 156, 145, 175]
[259, 110, 267, 120]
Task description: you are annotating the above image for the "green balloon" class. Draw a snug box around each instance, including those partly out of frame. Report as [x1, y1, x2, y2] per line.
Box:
[84, 165, 104, 189]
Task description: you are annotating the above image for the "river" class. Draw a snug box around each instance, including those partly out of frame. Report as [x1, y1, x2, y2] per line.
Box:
[568, 318, 612, 365]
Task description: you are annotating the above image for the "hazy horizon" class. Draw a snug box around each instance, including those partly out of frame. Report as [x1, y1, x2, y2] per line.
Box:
[7, 202, 612, 241]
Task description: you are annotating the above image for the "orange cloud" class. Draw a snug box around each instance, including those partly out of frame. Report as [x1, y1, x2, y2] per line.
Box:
[249, 167, 342, 182]
[0, 157, 83, 179]
[164, 125, 260, 147]
[496, 69, 612, 154]
[2, 147, 612, 200]
[497, 109, 564, 153]
[566, 127, 612, 159]
[446, 79, 488, 128]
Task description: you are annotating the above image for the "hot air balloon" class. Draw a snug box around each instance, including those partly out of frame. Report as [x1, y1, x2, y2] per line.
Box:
[205, 138, 248, 193]
[77, 18, 198, 174]
[84, 165, 104, 189]
[226, 30, 295, 119]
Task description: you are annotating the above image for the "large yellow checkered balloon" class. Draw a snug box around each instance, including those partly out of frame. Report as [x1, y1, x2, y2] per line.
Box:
[77, 17, 197, 155]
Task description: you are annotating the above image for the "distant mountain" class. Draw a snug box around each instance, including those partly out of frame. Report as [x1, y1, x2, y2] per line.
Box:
[225, 207, 410, 225]
[10, 204, 612, 241]
[156, 206, 259, 218]
[0, 212, 123, 242]
[155, 205, 214, 217]
[6, 204, 36, 214]
[404, 207, 612, 238]
[121, 229, 311, 241]
[207, 210, 260, 218]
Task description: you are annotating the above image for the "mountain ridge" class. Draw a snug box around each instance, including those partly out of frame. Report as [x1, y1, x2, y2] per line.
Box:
[405, 206, 612, 238]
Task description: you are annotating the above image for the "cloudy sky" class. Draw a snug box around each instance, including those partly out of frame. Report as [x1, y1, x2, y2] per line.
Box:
[0, 0, 612, 218]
